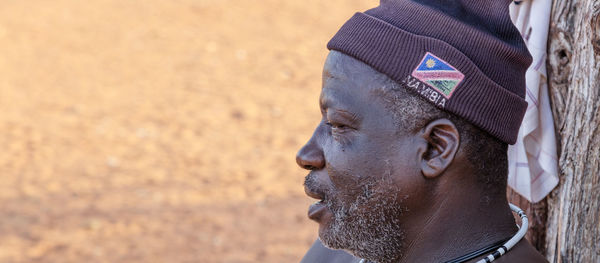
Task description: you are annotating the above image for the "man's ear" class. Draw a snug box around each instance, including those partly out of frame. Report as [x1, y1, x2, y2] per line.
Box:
[419, 118, 460, 178]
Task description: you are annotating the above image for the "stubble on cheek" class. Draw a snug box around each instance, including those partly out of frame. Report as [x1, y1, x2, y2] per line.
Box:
[320, 163, 408, 263]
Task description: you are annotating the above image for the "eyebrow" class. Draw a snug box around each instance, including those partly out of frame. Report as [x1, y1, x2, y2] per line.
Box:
[320, 94, 360, 122]
[329, 108, 360, 124]
[320, 88, 352, 110]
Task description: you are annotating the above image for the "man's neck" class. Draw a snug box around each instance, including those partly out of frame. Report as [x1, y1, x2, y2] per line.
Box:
[397, 187, 517, 263]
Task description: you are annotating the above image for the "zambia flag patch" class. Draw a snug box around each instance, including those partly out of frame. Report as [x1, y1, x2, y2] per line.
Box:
[411, 52, 464, 98]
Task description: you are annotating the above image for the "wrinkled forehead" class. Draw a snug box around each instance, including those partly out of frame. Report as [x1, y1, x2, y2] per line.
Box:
[320, 51, 394, 115]
[323, 51, 377, 81]
[321, 52, 366, 109]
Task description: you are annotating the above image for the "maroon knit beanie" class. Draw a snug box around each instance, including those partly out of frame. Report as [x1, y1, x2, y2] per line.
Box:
[327, 0, 532, 144]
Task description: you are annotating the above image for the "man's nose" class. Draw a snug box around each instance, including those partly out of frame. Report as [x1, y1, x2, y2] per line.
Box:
[296, 135, 325, 170]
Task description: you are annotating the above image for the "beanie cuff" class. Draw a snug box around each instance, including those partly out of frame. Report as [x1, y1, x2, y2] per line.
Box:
[327, 12, 527, 144]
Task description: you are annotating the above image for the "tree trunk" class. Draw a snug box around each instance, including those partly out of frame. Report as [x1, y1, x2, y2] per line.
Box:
[507, 0, 600, 261]
[544, 0, 600, 262]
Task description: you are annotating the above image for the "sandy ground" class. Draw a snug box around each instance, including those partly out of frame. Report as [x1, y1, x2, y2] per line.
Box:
[0, 0, 378, 262]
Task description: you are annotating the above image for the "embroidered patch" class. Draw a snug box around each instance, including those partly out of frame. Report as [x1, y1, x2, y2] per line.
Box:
[411, 52, 464, 99]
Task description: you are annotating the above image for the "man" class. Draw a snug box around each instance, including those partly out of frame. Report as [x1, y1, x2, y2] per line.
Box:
[295, 0, 548, 262]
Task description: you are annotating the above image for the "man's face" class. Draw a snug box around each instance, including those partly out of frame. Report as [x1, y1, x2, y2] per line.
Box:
[297, 51, 428, 262]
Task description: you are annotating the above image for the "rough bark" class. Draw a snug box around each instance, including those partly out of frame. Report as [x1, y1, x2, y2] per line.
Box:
[545, 0, 600, 262]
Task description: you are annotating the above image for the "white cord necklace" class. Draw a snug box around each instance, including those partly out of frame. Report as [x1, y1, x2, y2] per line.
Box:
[475, 203, 528, 263]
[358, 203, 528, 263]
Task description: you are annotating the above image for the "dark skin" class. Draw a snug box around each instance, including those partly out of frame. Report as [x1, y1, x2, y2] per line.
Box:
[296, 51, 547, 263]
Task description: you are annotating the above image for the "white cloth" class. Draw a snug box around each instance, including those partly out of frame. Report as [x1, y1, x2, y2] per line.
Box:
[507, 0, 559, 203]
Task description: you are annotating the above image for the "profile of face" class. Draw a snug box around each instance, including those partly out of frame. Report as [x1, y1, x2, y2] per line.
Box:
[296, 51, 434, 263]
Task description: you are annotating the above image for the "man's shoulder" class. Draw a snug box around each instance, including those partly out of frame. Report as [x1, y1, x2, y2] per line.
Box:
[300, 239, 360, 263]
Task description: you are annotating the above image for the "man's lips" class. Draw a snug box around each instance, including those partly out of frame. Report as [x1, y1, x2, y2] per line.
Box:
[304, 184, 329, 221]
[308, 200, 327, 221]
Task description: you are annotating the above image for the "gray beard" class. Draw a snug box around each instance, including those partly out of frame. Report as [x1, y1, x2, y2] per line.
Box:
[319, 183, 406, 263]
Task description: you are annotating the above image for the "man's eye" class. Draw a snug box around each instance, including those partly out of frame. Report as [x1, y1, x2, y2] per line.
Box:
[325, 121, 352, 144]
[325, 122, 347, 130]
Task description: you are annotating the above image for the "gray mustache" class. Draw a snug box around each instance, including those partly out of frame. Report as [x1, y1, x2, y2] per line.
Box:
[304, 172, 328, 200]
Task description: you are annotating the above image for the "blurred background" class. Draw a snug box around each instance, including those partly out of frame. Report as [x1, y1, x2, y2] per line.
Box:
[0, 0, 377, 262]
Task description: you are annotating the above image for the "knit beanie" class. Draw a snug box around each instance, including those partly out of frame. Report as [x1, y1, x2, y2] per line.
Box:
[327, 0, 532, 144]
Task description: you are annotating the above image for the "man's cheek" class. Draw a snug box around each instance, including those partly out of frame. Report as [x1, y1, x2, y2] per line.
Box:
[324, 159, 361, 189]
